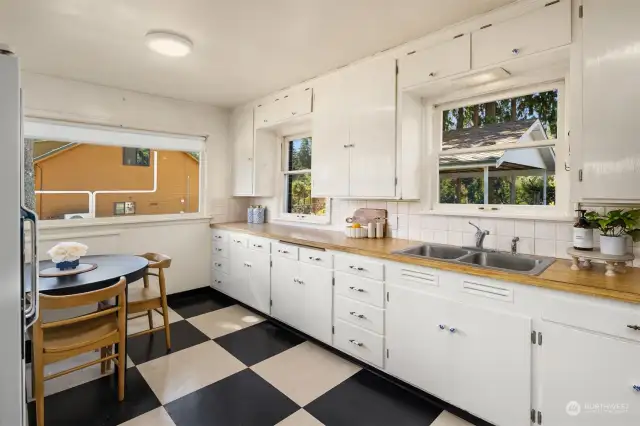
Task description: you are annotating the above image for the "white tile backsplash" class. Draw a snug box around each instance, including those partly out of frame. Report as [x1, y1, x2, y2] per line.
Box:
[433, 230, 448, 244]
[555, 223, 573, 242]
[483, 234, 497, 250]
[397, 202, 409, 215]
[479, 218, 498, 235]
[556, 241, 573, 259]
[535, 239, 556, 257]
[421, 229, 434, 243]
[535, 222, 556, 240]
[496, 219, 515, 237]
[514, 220, 535, 238]
[386, 202, 398, 214]
[447, 231, 463, 246]
[497, 236, 513, 252]
[518, 237, 534, 255]
[462, 232, 476, 247]
[366, 200, 386, 209]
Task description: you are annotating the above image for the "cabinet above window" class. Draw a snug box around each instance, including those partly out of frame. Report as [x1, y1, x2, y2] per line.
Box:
[255, 87, 313, 129]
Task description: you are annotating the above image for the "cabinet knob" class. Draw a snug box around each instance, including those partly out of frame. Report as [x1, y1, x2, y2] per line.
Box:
[627, 325, 640, 331]
[292, 111, 297, 115]
[449, 327, 456, 333]
[438, 324, 446, 330]
[350, 311, 366, 319]
[215, 263, 221, 267]
[293, 278, 298, 283]
[214, 236, 221, 239]
[248, 157, 252, 161]
[429, 72, 436, 77]
[633, 385, 640, 392]
[278, 249, 289, 254]
[512, 48, 520, 55]
[263, 119, 268, 123]
[253, 244, 262, 248]
[349, 265, 365, 271]
[215, 248, 222, 252]
[348, 339, 364, 347]
[348, 286, 365, 293]
[309, 256, 321, 261]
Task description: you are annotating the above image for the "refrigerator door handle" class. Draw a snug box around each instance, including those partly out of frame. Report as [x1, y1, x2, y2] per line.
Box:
[22, 207, 39, 327]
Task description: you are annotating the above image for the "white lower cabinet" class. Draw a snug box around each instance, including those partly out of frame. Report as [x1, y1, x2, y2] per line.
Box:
[271, 253, 333, 344]
[386, 284, 532, 426]
[228, 240, 271, 314]
[541, 321, 640, 425]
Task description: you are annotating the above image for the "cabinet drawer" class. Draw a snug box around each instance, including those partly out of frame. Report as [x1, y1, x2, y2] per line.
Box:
[229, 233, 249, 248]
[248, 236, 271, 253]
[335, 254, 384, 281]
[299, 247, 333, 269]
[334, 319, 384, 368]
[212, 241, 229, 259]
[472, 0, 571, 69]
[212, 256, 230, 274]
[335, 272, 385, 308]
[211, 269, 229, 290]
[335, 295, 384, 335]
[543, 296, 640, 343]
[399, 34, 470, 89]
[212, 229, 228, 244]
[272, 242, 299, 260]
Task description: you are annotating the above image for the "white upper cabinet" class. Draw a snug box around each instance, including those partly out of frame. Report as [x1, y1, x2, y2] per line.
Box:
[580, 0, 640, 200]
[232, 106, 254, 196]
[312, 56, 397, 198]
[255, 88, 313, 129]
[312, 71, 351, 197]
[471, 0, 571, 69]
[348, 57, 397, 198]
[399, 34, 471, 90]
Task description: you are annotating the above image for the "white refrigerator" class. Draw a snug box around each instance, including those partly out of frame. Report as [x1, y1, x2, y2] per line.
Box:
[0, 48, 39, 426]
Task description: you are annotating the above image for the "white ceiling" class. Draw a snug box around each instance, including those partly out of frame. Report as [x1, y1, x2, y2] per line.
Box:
[0, 0, 517, 107]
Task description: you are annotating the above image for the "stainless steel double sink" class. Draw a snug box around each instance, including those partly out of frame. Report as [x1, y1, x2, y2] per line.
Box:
[393, 243, 554, 276]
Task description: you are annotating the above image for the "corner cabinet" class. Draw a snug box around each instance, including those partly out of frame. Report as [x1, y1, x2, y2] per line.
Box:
[312, 56, 397, 199]
[578, 0, 640, 201]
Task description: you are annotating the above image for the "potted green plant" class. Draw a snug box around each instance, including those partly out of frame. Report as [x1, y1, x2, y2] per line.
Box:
[585, 209, 640, 255]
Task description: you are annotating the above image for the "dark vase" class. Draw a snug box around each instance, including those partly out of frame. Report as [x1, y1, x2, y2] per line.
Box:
[56, 259, 80, 270]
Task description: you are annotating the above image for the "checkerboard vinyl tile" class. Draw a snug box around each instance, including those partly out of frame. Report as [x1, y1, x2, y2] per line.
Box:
[28, 288, 487, 426]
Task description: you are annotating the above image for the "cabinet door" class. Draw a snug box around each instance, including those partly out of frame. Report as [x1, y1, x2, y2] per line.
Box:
[270, 256, 302, 328]
[386, 285, 454, 402]
[471, 0, 571, 69]
[311, 72, 351, 197]
[541, 322, 640, 425]
[232, 106, 254, 196]
[298, 263, 333, 344]
[581, 0, 640, 200]
[228, 244, 249, 303]
[399, 34, 471, 89]
[245, 250, 271, 315]
[348, 57, 397, 198]
[450, 302, 532, 426]
[280, 88, 313, 119]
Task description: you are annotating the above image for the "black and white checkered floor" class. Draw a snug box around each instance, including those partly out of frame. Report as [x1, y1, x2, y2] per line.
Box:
[27, 288, 489, 426]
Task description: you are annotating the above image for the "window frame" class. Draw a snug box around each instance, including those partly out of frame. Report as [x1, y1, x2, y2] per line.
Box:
[122, 147, 150, 167]
[279, 133, 331, 224]
[429, 80, 568, 218]
[25, 119, 207, 223]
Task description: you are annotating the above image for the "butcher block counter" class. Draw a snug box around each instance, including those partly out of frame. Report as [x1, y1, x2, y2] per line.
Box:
[211, 222, 640, 304]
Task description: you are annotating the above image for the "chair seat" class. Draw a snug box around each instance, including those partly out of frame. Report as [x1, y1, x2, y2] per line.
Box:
[128, 287, 161, 303]
[39, 314, 118, 353]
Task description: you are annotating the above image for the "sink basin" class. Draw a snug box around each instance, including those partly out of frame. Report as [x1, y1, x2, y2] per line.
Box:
[393, 243, 554, 276]
[395, 244, 470, 260]
[458, 251, 553, 275]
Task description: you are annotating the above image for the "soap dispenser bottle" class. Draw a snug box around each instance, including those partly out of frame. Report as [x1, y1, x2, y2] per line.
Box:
[573, 209, 593, 251]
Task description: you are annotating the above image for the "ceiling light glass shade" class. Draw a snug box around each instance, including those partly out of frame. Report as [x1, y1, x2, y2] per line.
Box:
[145, 31, 193, 57]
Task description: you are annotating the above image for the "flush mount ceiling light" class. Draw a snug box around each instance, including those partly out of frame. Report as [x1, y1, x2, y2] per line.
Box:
[145, 31, 193, 57]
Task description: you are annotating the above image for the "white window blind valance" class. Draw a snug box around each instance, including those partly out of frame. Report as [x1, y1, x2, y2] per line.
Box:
[24, 119, 206, 152]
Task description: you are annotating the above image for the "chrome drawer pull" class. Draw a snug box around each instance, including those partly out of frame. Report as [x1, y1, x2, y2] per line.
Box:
[215, 248, 223, 252]
[438, 324, 446, 330]
[234, 240, 243, 244]
[349, 312, 366, 319]
[278, 249, 289, 254]
[214, 235, 222, 239]
[309, 256, 321, 261]
[633, 385, 640, 392]
[215, 263, 222, 267]
[348, 339, 363, 347]
[253, 244, 263, 248]
[349, 265, 365, 271]
[627, 325, 640, 331]
[348, 286, 365, 293]
[449, 327, 456, 333]
[293, 278, 298, 283]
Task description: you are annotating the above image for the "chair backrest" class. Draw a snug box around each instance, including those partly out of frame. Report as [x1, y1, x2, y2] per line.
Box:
[40, 277, 126, 311]
[139, 252, 171, 269]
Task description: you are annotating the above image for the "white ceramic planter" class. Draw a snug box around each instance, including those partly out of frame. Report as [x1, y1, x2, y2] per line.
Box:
[599, 235, 627, 256]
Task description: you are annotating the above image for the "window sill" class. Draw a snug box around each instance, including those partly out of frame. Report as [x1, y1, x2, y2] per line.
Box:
[272, 215, 331, 226]
[39, 213, 211, 230]
[422, 209, 573, 222]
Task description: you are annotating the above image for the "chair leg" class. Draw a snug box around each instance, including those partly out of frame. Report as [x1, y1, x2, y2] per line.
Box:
[147, 310, 153, 330]
[100, 347, 107, 374]
[117, 341, 125, 402]
[34, 350, 45, 426]
[106, 345, 112, 371]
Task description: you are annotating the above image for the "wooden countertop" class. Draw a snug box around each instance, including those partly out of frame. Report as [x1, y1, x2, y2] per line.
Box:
[211, 222, 640, 304]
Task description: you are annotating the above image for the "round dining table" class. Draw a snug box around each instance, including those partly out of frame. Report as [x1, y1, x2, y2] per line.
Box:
[25, 254, 149, 295]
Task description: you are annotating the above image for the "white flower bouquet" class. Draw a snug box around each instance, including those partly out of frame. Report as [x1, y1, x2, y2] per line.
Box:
[48, 242, 88, 270]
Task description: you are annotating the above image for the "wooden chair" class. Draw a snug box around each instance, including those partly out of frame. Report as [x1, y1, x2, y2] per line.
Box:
[127, 253, 172, 349]
[30, 277, 127, 426]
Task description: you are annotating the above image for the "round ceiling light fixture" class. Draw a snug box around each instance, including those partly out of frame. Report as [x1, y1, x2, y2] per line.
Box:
[145, 30, 193, 57]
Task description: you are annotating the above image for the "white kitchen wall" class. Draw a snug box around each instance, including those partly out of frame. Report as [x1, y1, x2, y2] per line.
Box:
[22, 72, 244, 292]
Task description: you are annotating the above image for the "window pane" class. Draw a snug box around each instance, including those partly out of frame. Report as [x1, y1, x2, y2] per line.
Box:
[439, 146, 556, 206]
[287, 137, 312, 171]
[123, 147, 150, 166]
[286, 173, 326, 215]
[33, 141, 200, 219]
[442, 89, 558, 151]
